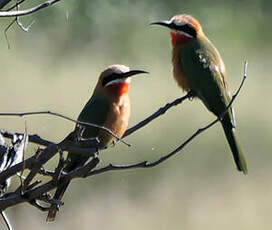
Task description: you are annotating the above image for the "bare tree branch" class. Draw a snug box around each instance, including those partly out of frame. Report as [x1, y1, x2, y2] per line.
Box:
[0, 93, 195, 195]
[4, 17, 15, 49]
[16, 17, 35, 32]
[3, 0, 46, 49]
[0, 0, 61, 17]
[0, 143, 58, 185]
[0, 91, 195, 147]
[0, 129, 54, 146]
[0, 211, 12, 230]
[0, 110, 130, 146]
[124, 91, 194, 138]
[29, 199, 53, 212]
[0, 157, 100, 211]
[5, 0, 26, 11]
[0, 129, 100, 156]
[0, 92, 192, 147]
[0, 62, 247, 218]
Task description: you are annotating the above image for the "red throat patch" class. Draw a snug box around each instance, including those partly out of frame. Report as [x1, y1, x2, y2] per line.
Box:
[171, 31, 192, 46]
[107, 82, 130, 96]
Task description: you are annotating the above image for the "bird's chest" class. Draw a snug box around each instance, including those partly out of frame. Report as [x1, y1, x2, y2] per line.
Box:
[98, 95, 131, 146]
[113, 96, 130, 115]
[111, 96, 131, 129]
[172, 46, 192, 92]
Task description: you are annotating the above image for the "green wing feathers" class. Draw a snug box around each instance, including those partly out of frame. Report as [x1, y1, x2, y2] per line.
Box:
[67, 93, 110, 166]
[46, 92, 111, 222]
[77, 92, 110, 139]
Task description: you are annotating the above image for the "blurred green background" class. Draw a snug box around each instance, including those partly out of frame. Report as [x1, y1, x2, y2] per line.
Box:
[0, 0, 272, 229]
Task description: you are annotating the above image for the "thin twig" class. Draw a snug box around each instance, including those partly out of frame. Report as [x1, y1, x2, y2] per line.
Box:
[0, 110, 130, 146]
[0, 211, 12, 230]
[0, 129, 99, 158]
[3, 1, 35, 49]
[0, 129, 54, 146]
[0, 88, 192, 146]
[3, 16, 34, 50]
[4, 18, 15, 49]
[52, 151, 65, 183]
[27, 180, 41, 190]
[5, 0, 26, 11]
[124, 91, 193, 137]
[233, 61, 248, 104]
[19, 121, 28, 194]
[16, 17, 35, 32]
[29, 199, 53, 212]
[39, 167, 54, 177]
[0, 143, 59, 185]
[15, 1, 35, 32]
[0, 0, 61, 17]
[87, 119, 218, 176]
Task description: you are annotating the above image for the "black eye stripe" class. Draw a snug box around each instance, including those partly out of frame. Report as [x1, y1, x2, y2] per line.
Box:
[172, 24, 197, 38]
[102, 73, 122, 87]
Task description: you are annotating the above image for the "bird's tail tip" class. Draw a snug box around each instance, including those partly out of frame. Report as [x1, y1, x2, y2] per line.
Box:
[230, 131, 247, 175]
[222, 120, 248, 175]
[237, 151, 248, 175]
[46, 210, 57, 223]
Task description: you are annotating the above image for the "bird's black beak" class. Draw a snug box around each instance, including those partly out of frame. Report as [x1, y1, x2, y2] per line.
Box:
[122, 70, 149, 78]
[102, 70, 148, 87]
[150, 20, 173, 29]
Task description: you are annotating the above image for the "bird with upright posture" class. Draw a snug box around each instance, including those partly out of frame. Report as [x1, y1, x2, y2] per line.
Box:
[46, 64, 147, 222]
[151, 14, 247, 173]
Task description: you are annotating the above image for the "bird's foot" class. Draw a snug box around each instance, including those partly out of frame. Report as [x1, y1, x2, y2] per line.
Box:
[188, 90, 197, 101]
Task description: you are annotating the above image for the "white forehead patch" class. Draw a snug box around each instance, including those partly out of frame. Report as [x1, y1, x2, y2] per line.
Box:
[109, 64, 130, 74]
[171, 19, 186, 27]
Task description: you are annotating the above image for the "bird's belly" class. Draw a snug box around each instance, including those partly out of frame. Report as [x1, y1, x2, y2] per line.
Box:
[173, 67, 191, 92]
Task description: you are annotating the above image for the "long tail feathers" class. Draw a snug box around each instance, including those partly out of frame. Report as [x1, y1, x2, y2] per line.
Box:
[46, 209, 57, 223]
[46, 180, 71, 222]
[221, 118, 247, 174]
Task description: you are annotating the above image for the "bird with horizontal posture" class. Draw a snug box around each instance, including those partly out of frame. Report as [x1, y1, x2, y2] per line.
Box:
[151, 14, 247, 173]
[46, 64, 148, 222]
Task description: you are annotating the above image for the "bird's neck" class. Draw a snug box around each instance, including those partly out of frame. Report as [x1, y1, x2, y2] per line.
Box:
[170, 31, 194, 46]
[107, 82, 130, 97]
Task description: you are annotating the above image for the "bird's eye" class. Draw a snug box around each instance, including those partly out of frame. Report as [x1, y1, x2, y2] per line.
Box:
[102, 73, 120, 87]
[173, 24, 197, 38]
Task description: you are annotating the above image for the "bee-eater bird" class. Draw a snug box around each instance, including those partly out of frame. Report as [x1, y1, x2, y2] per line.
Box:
[46, 64, 148, 222]
[151, 14, 247, 174]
